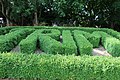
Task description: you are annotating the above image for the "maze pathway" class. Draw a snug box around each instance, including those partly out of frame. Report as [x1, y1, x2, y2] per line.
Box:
[92, 46, 111, 56]
[10, 46, 20, 53]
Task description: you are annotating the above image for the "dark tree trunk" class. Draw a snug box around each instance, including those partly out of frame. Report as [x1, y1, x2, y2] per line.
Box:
[34, 12, 38, 26]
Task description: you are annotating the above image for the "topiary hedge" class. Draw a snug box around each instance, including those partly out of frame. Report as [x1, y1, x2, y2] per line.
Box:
[92, 31, 120, 57]
[0, 29, 34, 52]
[73, 31, 93, 55]
[106, 29, 120, 40]
[0, 53, 120, 80]
[0, 27, 13, 35]
[62, 30, 77, 55]
[38, 29, 61, 40]
[19, 30, 38, 54]
[39, 35, 63, 54]
[73, 30, 100, 48]
[103, 37, 120, 57]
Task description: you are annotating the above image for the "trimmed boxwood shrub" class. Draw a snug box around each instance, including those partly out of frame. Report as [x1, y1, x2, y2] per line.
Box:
[92, 31, 120, 57]
[73, 30, 100, 48]
[0, 29, 34, 52]
[62, 30, 77, 55]
[73, 31, 93, 55]
[38, 29, 61, 40]
[1, 26, 109, 34]
[39, 30, 77, 55]
[0, 53, 120, 80]
[19, 30, 38, 54]
[39, 35, 63, 54]
[103, 37, 120, 57]
[106, 29, 120, 40]
[0, 27, 13, 35]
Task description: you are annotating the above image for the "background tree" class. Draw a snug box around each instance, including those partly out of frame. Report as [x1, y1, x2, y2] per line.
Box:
[0, 0, 120, 31]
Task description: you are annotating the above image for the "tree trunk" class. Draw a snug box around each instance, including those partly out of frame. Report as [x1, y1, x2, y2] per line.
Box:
[111, 22, 114, 29]
[0, 0, 18, 25]
[21, 15, 23, 26]
[6, 8, 9, 26]
[34, 12, 38, 26]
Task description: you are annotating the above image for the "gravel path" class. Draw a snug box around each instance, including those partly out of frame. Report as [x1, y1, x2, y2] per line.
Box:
[92, 45, 111, 56]
[11, 46, 44, 54]
[10, 46, 20, 53]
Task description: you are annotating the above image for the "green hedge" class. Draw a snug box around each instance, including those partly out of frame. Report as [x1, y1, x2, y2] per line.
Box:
[92, 31, 120, 57]
[73, 31, 93, 55]
[19, 30, 38, 54]
[73, 30, 100, 48]
[106, 29, 120, 40]
[103, 37, 120, 57]
[37, 29, 61, 40]
[0, 27, 13, 35]
[39, 30, 77, 55]
[62, 30, 77, 55]
[1, 26, 109, 34]
[39, 35, 62, 54]
[0, 29, 34, 52]
[0, 53, 120, 80]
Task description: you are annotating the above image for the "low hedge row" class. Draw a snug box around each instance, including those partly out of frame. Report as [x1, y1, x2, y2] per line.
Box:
[106, 29, 120, 40]
[0, 53, 120, 80]
[39, 35, 62, 54]
[73, 31, 93, 55]
[73, 30, 100, 48]
[19, 30, 38, 54]
[3, 26, 120, 40]
[0, 27, 13, 35]
[33, 26, 108, 33]
[0, 29, 34, 52]
[103, 37, 120, 57]
[1, 26, 109, 33]
[92, 31, 120, 57]
[62, 30, 77, 55]
[38, 29, 61, 40]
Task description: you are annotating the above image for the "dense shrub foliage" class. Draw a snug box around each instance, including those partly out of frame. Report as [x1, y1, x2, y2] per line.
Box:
[0, 27, 13, 35]
[73, 30, 100, 48]
[62, 30, 77, 55]
[19, 30, 38, 54]
[92, 31, 120, 57]
[39, 35, 62, 54]
[38, 29, 61, 40]
[73, 30, 93, 55]
[1, 26, 120, 56]
[1, 0, 120, 31]
[0, 53, 120, 80]
[0, 27, 120, 79]
[0, 28, 34, 52]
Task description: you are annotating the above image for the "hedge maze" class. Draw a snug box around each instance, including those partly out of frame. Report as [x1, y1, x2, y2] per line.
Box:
[1, 27, 120, 79]
[0, 27, 120, 57]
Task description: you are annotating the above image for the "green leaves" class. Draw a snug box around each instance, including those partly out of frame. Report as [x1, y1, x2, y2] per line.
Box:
[73, 30, 93, 55]
[0, 53, 120, 79]
[0, 28, 34, 52]
[19, 30, 38, 54]
[62, 30, 77, 55]
[92, 31, 120, 57]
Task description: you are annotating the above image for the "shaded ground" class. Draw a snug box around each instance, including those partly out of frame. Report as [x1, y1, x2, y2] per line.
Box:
[10, 46, 43, 54]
